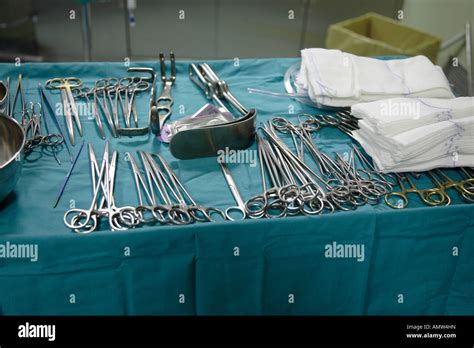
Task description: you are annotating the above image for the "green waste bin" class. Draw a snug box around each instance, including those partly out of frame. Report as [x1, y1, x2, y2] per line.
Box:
[326, 12, 441, 63]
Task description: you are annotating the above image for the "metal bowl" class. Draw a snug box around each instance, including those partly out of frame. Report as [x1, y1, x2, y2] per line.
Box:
[0, 114, 25, 203]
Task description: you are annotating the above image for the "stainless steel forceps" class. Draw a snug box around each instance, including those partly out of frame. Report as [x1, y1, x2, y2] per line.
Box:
[45, 77, 83, 145]
[219, 161, 247, 221]
[151, 52, 176, 135]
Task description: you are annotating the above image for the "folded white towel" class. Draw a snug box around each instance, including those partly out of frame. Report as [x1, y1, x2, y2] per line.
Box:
[297, 49, 355, 100]
[297, 48, 454, 107]
[357, 116, 474, 157]
[350, 95, 474, 172]
[352, 129, 474, 172]
[352, 97, 474, 136]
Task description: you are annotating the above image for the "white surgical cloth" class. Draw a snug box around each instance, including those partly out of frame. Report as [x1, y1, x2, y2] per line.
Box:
[350, 97, 474, 172]
[352, 97, 474, 136]
[296, 48, 454, 107]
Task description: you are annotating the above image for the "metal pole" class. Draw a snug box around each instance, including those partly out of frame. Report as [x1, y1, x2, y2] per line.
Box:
[81, 2, 92, 61]
[299, 0, 311, 51]
[123, 0, 132, 59]
[466, 21, 472, 96]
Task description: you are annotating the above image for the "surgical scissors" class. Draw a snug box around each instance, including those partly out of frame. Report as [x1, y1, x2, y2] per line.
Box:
[72, 86, 106, 139]
[94, 78, 118, 137]
[219, 161, 247, 221]
[45, 77, 83, 145]
[152, 52, 176, 135]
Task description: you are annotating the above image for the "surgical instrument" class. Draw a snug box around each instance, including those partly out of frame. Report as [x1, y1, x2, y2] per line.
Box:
[5, 77, 11, 116]
[153, 153, 225, 222]
[296, 111, 360, 135]
[63, 145, 222, 232]
[64, 142, 136, 232]
[351, 144, 398, 187]
[132, 152, 221, 225]
[94, 76, 150, 135]
[53, 140, 85, 208]
[64, 143, 110, 232]
[72, 86, 106, 139]
[245, 124, 323, 218]
[433, 169, 474, 203]
[45, 77, 83, 145]
[144, 152, 196, 224]
[219, 161, 247, 221]
[270, 117, 392, 207]
[244, 134, 289, 219]
[151, 52, 176, 135]
[11, 74, 25, 118]
[66, 74, 153, 137]
[21, 102, 64, 159]
[383, 166, 474, 209]
[261, 121, 344, 213]
[117, 67, 156, 136]
[39, 84, 73, 163]
[125, 151, 159, 226]
[169, 63, 256, 159]
[193, 63, 248, 117]
[243, 116, 398, 217]
[93, 79, 118, 137]
[119, 77, 151, 135]
[384, 173, 450, 209]
[11, 80, 65, 162]
[40, 95, 61, 166]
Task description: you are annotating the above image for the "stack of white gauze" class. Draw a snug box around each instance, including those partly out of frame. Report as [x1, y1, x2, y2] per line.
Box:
[296, 48, 454, 107]
[351, 97, 474, 173]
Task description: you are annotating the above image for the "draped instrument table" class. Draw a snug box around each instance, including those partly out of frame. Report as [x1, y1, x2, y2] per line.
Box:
[0, 59, 472, 315]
